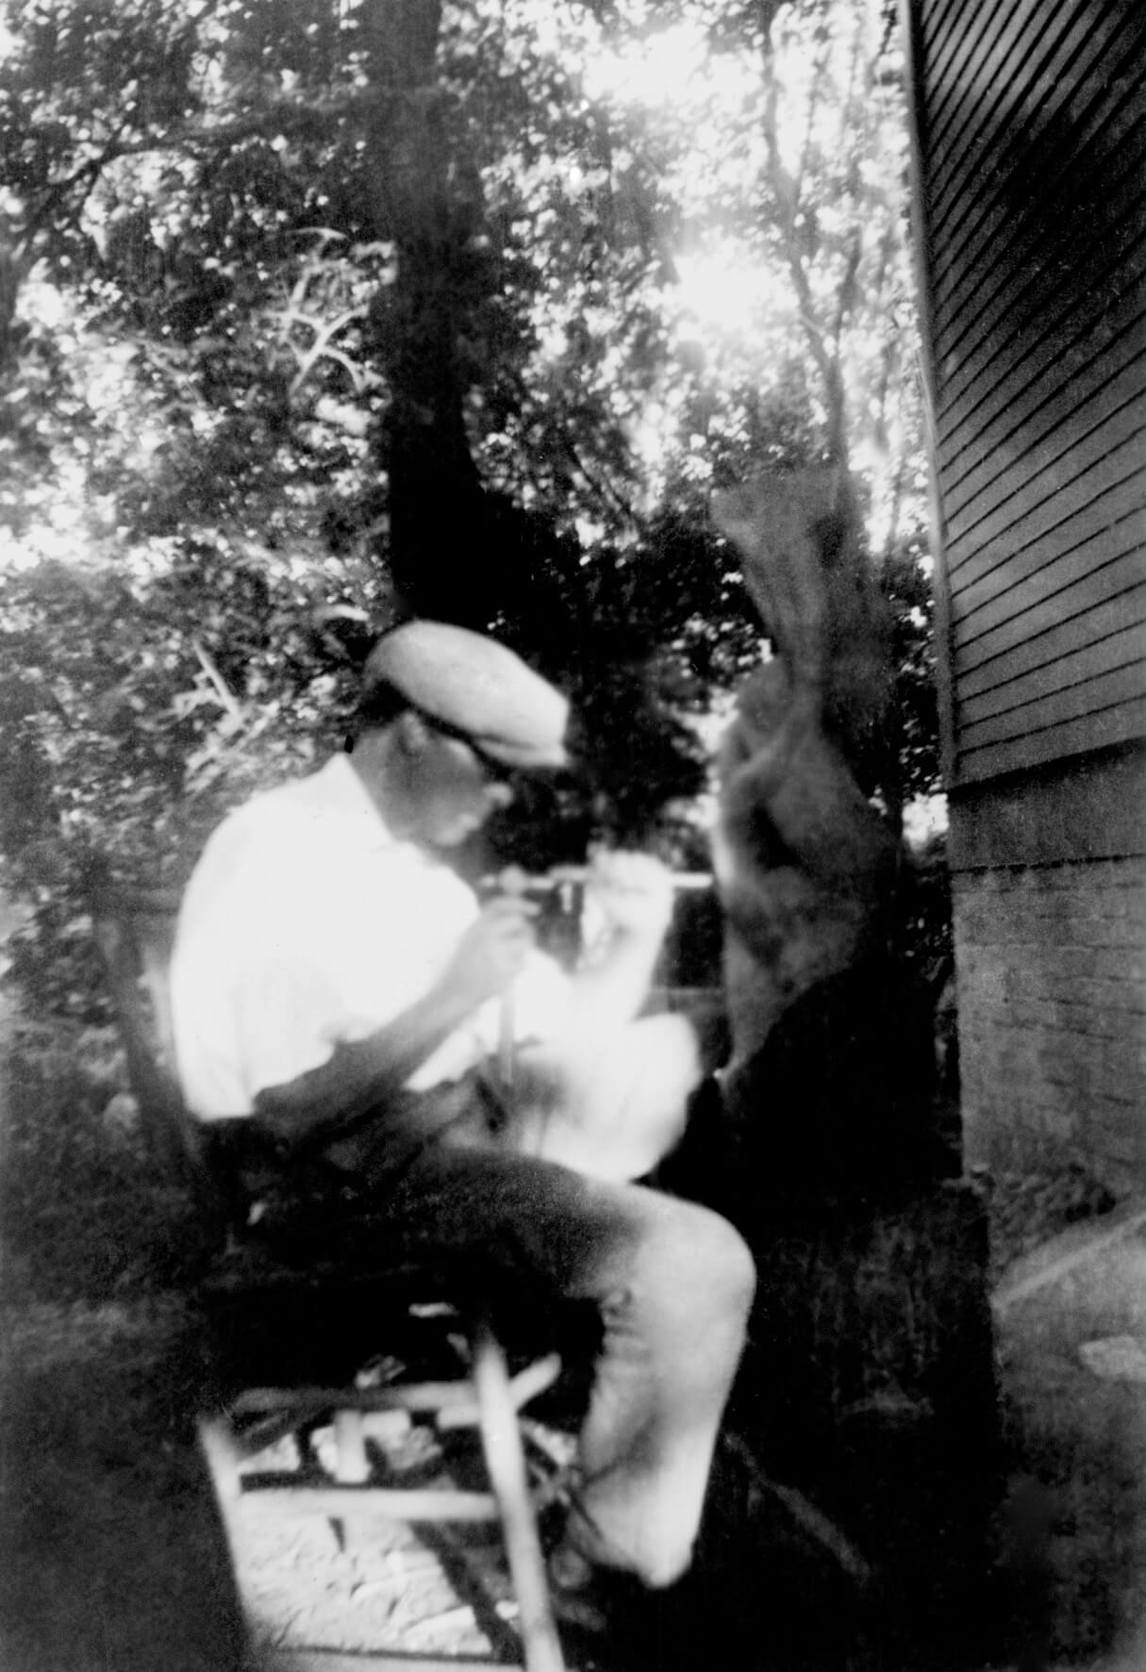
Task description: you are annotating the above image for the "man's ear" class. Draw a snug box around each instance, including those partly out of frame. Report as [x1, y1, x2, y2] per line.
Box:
[394, 708, 430, 757]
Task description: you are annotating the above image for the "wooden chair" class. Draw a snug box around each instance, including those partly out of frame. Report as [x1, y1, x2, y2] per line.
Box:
[89, 871, 569, 1672]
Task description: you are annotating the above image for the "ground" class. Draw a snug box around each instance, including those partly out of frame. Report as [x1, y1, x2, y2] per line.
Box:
[1, 990, 1144, 1671]
[989, 1202, 1146, 1671]
[3, 1179, 1146, 1672]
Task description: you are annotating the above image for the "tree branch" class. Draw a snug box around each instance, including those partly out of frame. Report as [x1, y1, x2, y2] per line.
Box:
[758, 22, 850, 470]
[19, 90, 374, 264]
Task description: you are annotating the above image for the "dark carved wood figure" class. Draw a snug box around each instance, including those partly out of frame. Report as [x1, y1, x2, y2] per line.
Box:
[693, 472, 1001, 1670]
[710, 470, 946, 1206]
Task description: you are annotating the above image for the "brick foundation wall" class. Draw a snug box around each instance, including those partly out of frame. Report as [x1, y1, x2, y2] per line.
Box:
[952, 855, 1146, 1189]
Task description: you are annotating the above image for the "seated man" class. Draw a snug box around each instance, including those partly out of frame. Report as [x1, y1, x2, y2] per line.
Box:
[169, 619, 755, 1613]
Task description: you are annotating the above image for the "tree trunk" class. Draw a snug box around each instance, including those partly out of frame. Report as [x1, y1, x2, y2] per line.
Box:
[360, 0, 489, 625]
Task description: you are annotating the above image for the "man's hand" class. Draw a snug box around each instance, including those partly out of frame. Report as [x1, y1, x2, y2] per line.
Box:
[585, 851, 675, 938]
[439, 895, 538, 1009]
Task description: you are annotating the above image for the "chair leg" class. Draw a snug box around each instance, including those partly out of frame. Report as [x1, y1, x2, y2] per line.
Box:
[201, 1330, 566, 1670]
[198, 1412, 265, 1650]
[471, 1324, 566, 1672]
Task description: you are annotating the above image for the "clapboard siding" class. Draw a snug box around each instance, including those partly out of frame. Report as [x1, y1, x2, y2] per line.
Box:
[958, 621, 1143, 728]
[926, 0, 1136, 221]
[947, 424, 1145, 587]
[934, 129, 1146, 437]
[932, 87, 1145, 457]
[911, 0, 1146, 785]
[926, 0, 1092, 202]
[923, 0, 961, 66]
[943, 330, 1146, 542]
[939, 219, 1146, 481]
[959, 547, 1144, 674]
[924, 0, 1049, 132]
[952, 477, 1144, 626]
[959, 585, 1146, 700]
[927, 2, 1132, 240]
[958, 698, 1146, 782]
[957, 659, 1142, 751]
[907, 0, 1146, 1187]
[924, 16, 963, 87]
[932, 162, 1145, 475]
[923, 0, 971, 64]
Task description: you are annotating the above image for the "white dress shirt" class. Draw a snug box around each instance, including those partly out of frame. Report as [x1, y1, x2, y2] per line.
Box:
[169, 753, 568, 1119]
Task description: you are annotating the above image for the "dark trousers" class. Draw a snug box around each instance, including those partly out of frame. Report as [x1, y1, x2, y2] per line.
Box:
[264, 1067, 755, 1588]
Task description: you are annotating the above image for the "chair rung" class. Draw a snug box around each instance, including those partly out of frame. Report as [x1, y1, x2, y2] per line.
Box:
[439, 1353, 562, 1430]
[233, 1381, 481, 1417]
[262, 1648, 523, 1672]
[231, 1353, 562, 1428]
[236, 1483, 502, 1523]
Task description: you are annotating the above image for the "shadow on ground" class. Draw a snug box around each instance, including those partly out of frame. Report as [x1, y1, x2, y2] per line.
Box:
[2, 1195, 1145, 1671]
[0, 1281, 992, 1672]
[0, 1281, 986, 1672]
[0, 1297, 245, 1672]
[990, 1205, 1146, 1672]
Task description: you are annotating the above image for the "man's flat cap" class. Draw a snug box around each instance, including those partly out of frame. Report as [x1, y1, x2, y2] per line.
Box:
[363, 621, 569, 770]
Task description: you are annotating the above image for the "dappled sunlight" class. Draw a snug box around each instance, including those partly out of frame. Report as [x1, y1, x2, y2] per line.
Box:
[1, 268, 158, 572]
[903, 793, 948, 848]
[0, 0, 940, 957]
[0, 466, 94, 572]
[674, 247, 794, 343]
[583, 13, 757, 116]
[509, 0, 925, 565]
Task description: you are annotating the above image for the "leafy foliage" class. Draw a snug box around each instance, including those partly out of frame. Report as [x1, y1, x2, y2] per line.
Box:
[0, 0, 944, 1017]
[0, 1017, 203, 1298]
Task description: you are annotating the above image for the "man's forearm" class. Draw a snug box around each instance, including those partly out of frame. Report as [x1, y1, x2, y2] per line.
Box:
[251, 984, 478, 1149]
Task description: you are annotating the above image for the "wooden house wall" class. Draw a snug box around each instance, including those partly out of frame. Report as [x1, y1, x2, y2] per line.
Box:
[905, 0, 1146, 1188]
[909, 0, 1146, 788]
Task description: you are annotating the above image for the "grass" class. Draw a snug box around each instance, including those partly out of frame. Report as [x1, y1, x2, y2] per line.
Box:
[0, 1013, 245, 1672]
[0, 1291, 245, 1672]
[0, 1018, 206, 1306]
